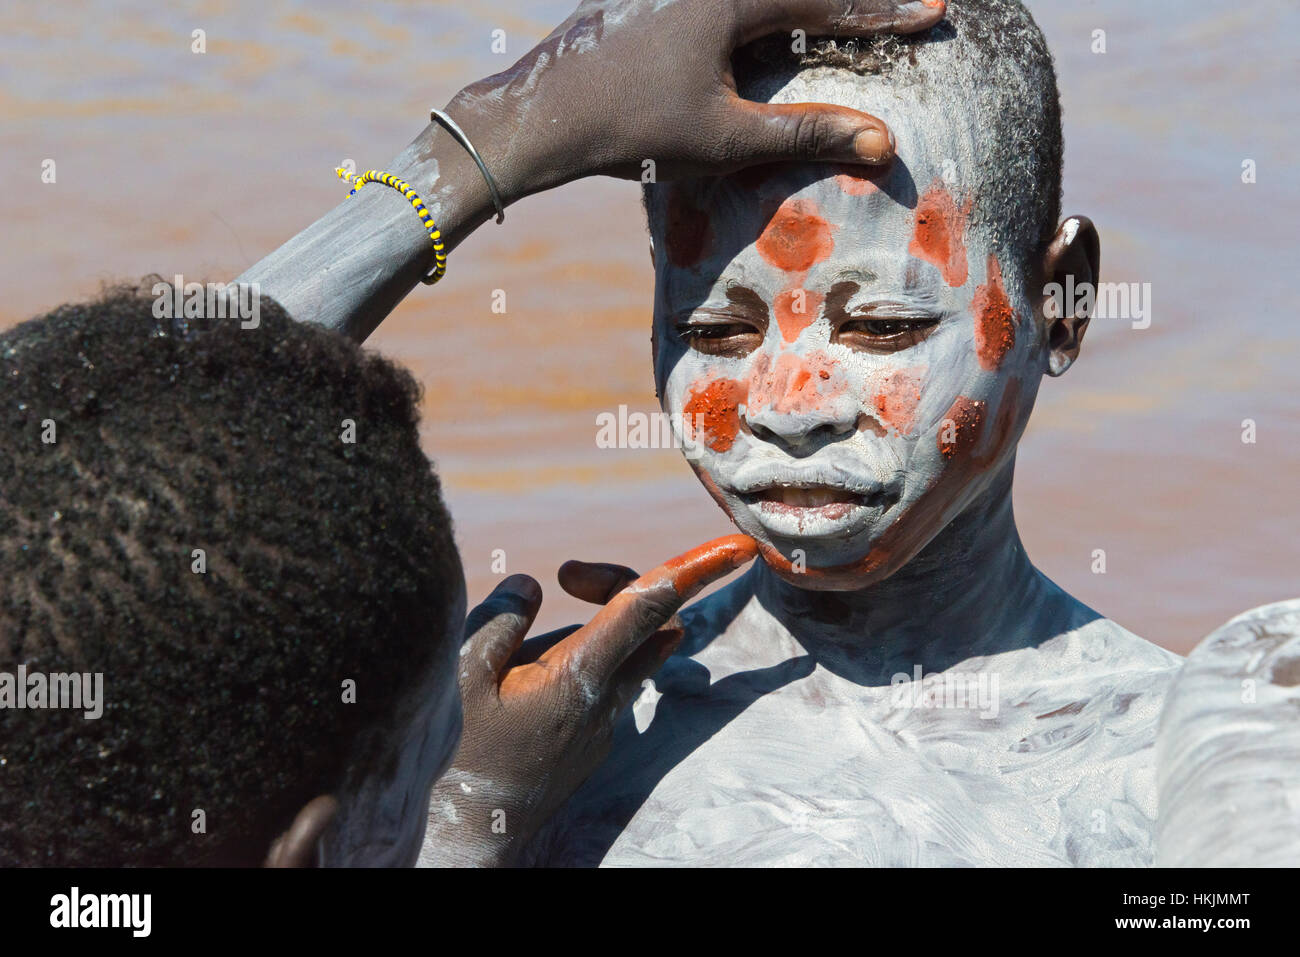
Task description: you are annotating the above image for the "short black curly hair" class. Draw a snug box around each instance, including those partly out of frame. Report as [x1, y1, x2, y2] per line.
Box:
[0, 281, 461, 866]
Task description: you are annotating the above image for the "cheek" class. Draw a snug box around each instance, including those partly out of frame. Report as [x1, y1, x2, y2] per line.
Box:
[682, 377, 747, 453]
[834, 165, 883, 197]
[981, 376, 1024, 467]
[972, 254, 1018, 371]
[936, 395, 987, 460]
[932, 374, 1024, 472]
[872, 366, 927, 436]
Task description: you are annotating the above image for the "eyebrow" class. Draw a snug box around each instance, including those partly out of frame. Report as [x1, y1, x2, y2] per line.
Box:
[724, 285, 770, 318]
[823, 280, 860, 323]
[824, 279, 948, 324]
[828, 269, 878, 288]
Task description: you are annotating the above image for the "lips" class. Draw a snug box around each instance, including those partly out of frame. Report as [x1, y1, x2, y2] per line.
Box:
[751, 485, 864, 518]
[738, 483, 899, 525]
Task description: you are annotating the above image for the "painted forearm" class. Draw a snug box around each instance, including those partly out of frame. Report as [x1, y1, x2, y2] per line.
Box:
[234, 109, 499, 342]
[231, 0, 942, 343]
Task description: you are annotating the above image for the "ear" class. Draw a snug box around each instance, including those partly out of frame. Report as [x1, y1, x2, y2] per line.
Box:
[264, 794, 338, 868]
[1038, 215, 1100, 377]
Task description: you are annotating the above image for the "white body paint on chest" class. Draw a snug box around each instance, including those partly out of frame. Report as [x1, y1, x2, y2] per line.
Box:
[524, 575, 1183, 867]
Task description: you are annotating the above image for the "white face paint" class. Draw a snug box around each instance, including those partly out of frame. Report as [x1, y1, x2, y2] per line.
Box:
[651, 69, 1048, 588]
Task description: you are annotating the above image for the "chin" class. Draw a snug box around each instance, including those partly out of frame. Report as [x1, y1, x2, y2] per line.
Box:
[695, 467, 916, 590]
[743, 512, 914, 591]
[753, 537, 898, 592]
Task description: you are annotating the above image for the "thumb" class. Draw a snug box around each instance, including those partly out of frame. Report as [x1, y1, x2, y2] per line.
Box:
[724, 98, 896, 166]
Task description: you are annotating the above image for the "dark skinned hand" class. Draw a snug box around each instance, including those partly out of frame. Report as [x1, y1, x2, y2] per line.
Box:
[422, 535, 758, 866]
[444, 0, 947, 202]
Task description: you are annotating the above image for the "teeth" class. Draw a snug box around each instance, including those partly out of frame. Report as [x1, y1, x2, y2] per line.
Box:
[773, 487, 855, 507]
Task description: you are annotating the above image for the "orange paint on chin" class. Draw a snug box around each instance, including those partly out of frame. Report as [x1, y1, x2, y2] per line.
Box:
[664, 186, 714, 268]
[757, 199, 835, 273]
[683, 378, 747, 453]
[873, 366, 926, 436]
[972, 254, 1017, 371]
[909, 181, 972, 288]
[773, 287, 826, 344]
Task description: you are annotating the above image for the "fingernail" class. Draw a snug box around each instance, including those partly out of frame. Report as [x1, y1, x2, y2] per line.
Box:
[497, 574, 541, 601]
[853, 127, 892, 163]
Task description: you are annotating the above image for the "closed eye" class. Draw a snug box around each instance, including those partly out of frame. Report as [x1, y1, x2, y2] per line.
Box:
[675, 316, 764, 357]
[835, 309, 941, 353]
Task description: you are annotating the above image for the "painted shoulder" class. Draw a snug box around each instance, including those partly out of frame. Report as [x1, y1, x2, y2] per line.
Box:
[1022, 612, 1184, 685]
[1027, 570, 1185, 675]
[1156, 598, 1300, 866]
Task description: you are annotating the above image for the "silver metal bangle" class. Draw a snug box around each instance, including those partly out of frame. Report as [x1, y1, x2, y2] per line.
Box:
[430, 108, 506, 226]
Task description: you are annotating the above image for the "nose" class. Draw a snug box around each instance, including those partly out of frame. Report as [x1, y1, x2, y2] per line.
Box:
[744, 352, 858, 454]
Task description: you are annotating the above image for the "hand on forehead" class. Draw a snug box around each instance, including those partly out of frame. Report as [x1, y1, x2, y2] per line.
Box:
[655, 74, 997, 314]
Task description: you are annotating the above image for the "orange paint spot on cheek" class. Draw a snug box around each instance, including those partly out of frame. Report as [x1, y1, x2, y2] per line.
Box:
[683, 378, 747, 452]
[664, 186, 713, 268]
[937, 396, 986, 460]
[773, 287, 825, 343]
[873, 366, 926, 436]
[909, 181, 972, 288]
[757, 199, 835, 273]
[973, 254, 1017, 371]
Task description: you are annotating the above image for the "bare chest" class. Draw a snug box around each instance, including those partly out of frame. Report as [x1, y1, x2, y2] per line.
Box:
[525, 651, 1171, 867]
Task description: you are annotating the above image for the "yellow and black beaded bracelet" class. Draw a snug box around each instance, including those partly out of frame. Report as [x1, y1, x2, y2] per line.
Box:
[335, 167, 448, 285]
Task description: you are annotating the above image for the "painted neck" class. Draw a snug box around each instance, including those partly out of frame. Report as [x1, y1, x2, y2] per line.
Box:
[749, 459, 1057, 679]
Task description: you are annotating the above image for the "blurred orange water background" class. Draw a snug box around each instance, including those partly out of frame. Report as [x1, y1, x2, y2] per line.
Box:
[2, 0, 1296, 652]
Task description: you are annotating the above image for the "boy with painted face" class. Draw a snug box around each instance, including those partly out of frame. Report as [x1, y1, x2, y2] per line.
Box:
[9, 0, 951, 867]
[520, 0, 1190, 866]
[215, 0, 1294, 865]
